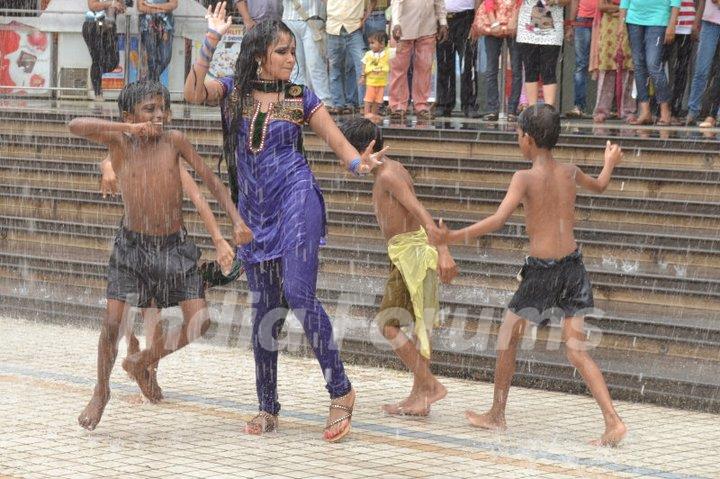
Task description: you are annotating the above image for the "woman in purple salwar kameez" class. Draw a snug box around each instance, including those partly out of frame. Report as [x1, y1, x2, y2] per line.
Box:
[184, 3, 383, 442]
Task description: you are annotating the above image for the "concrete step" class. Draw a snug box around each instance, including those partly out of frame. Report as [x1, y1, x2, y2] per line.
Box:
[2, 216, 720, 344]
[1, 272, 718, 414]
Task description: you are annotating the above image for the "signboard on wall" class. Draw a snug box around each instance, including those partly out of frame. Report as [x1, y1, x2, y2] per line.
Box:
[101, 33, 127, 91]
[0, 21, 52, 95]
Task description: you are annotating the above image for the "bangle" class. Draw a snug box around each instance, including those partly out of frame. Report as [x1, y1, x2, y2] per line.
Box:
[207, 27, 222, 39]
[348, 157, 361, 176]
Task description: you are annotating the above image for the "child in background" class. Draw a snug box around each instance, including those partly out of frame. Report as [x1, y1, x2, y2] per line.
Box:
[360, 31, 391, 123]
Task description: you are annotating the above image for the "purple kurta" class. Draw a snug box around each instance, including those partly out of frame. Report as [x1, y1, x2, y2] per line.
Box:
[218, 78, 326, 264]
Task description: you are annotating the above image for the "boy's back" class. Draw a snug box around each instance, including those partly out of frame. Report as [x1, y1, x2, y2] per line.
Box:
[521, 160, 579, 259]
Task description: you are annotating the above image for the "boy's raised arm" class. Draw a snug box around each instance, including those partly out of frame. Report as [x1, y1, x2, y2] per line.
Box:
[445, 171, 527, 245]
[170, 131, 253, 246]
[575, 141, 623, 193]
[68, 118, 134, 147]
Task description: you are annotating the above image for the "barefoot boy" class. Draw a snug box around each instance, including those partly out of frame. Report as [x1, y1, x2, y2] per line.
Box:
[340, 118, 458, 416]
[71, 80, 252, 430]
[101, 155, 242, 402]
[438, 105, 627, 446]
[98, 89, 241, 401]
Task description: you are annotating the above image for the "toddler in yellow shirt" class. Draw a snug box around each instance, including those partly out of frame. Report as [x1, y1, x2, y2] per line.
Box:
[360, 31, 390, 123]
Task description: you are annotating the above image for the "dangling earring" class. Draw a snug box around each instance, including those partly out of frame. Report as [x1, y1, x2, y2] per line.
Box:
[256, 63, 262, 77]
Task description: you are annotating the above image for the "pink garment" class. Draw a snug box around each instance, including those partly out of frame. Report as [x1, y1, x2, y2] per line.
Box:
[594, 70, 636, 119]
[388, 34, 436, 112]
[578, 0, 598, 18]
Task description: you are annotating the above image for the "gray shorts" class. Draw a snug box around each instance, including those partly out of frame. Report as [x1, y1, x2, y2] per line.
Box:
[106, 227, 205, 309]
[508, 249, 594, 325]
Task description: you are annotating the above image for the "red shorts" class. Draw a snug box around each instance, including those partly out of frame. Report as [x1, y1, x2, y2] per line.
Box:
[364, 85, 385, 104]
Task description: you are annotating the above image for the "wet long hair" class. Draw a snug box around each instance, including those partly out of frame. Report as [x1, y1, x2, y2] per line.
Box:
[221, 20, 295, 203]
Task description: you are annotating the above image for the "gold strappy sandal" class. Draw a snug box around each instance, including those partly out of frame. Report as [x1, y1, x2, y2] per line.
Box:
[324, 390, 355, 443]
[245, 411, 278, 435]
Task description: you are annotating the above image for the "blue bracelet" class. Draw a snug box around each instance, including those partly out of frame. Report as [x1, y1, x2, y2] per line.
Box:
[348, 158, 361, 176]
[207, 27, 222, 39]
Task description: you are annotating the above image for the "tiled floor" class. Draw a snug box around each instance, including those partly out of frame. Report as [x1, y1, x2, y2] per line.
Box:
[0, 316, 718, 479]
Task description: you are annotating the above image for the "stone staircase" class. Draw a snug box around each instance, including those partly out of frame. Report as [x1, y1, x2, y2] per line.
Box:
[1, 106, 719, 412]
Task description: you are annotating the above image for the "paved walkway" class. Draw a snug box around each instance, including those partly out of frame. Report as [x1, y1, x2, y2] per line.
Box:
[0, 317, 717, 479]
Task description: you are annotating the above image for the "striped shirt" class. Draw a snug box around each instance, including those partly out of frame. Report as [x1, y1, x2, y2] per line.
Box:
[675, 0, 695, 35]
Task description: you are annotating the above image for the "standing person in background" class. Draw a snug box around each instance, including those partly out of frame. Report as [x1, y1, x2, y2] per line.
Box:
[236, 0, 283, 29]
[361, 30, 391, 122]
[514, 0, 570, 108]
[365, 0, 389, 40]
[83, 0, 125, 101]
[589, 0, 636, 123]
[662, 0, 697, 124]
[618, 0, 680, 125]
[566, 0, 598, 118]
[436, 0, 480, 118]
[473, 0, 523, 121]
[696, 47, 720, 128]
[326, 0, 366, 114]
[389, 0, 448, 120]
[282, 0, 331, 105]
[686, 0, 720, 125]
[138, 0, 177, 82]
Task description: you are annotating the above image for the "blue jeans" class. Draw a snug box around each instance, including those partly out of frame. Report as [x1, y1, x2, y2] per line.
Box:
[244, 191, 351, 415]
[141, 28, 173, 82]
[285, 19, 332, 104]
[688, 20, 720, 118]
[363, 11, 387, 42]
[626, 23, 670, 104]
[327, 27, 365, 108]
[484, 36, 522, 114]
[573, 19, 592, 110]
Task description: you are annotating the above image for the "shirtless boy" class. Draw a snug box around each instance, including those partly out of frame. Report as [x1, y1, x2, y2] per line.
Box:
[70, 80, 252, 430]
[98, 93, 241, 402]
[340, 118, 458, 416]
[438, 105, 627, 446]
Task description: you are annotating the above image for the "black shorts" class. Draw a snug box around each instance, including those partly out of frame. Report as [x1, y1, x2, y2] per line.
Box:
[518, 43, 561, 84]
[106, 227, 205, 309]
[508, 249, 594, 325]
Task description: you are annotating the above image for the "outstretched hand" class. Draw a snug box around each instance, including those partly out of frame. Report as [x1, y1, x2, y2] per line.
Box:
[100, 169, 119, 198]
[428, 218, 450, 246]
[358, 140, 387, 174]
[437, 248, 458, 284]
[233, 220, 253, 246]
[205, 1, 232, 37]
[214, 238, 235, 276]
[603, 140, 623, 167]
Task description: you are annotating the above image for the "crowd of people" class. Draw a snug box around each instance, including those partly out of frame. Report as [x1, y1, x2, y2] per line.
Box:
[222, 0, 720, 126]
[79, 0, 720, 127]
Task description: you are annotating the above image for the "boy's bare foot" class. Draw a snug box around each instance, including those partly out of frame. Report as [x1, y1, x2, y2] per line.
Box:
[382, 382, 447, 416]
[466, 409, 507, 431]
[590, 421, 627, 447]
[78, 389, 110, 431]
[122, 355, 162, 403]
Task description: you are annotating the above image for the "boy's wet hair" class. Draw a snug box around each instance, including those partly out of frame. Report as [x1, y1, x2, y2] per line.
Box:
[518, 104, 561, 150]
[338, 118, 384, 154]
[117, 80, 168, 115]
[368, 30, 388, 46]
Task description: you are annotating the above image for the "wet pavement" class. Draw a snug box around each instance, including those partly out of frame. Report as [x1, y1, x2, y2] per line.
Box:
[1, 316, 718, 479]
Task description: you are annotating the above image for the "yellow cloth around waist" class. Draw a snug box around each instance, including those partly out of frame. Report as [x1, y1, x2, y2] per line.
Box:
[387, 227, 439, 359]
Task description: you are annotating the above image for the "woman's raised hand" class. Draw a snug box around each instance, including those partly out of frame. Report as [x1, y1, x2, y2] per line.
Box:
[205, 1, 232, 37]
[359, 140, 387, 174]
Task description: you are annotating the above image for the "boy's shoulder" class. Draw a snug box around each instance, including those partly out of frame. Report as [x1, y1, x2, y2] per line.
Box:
[374, 159, 409, 187]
